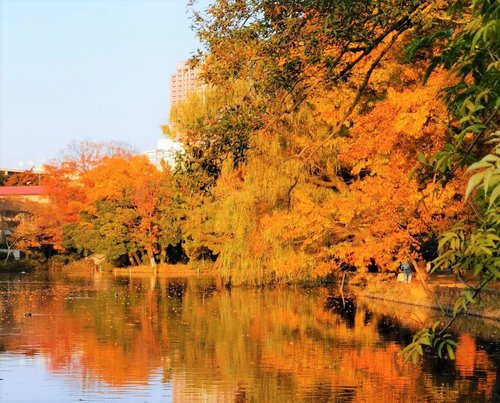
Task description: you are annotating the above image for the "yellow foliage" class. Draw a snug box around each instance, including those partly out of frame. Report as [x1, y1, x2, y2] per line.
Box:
[173, 34, 468, 284]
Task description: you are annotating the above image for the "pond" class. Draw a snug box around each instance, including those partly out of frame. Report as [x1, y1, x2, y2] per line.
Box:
[0, 271, 498, 402]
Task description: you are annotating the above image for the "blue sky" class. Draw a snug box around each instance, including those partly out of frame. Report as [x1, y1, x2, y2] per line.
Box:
[0, 0, 207, 169]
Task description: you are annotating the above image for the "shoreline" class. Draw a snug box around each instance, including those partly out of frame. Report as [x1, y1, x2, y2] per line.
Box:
[2, 259, 499, 322]
[358, 292, 500, 321]
[111, 264, 214, 277]
[351, 274, 500, 322]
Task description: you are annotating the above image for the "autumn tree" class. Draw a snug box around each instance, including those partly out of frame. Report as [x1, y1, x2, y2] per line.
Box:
[66, 155, 182, 267]
[9, 141, 135, 255]
[172, 0, 470, 284]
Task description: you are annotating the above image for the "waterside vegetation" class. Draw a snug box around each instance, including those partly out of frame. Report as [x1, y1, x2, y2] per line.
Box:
[0, 0, 498, 360]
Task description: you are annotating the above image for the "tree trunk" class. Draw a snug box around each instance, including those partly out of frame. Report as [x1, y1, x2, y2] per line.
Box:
[128, 252, 136, 266]
[132, 251, 142, 266]
[146, 247, 156, 268]
[410, 258, 430, 293]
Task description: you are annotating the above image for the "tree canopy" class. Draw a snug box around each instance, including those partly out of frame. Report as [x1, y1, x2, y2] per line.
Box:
[8, 0, 498, 361]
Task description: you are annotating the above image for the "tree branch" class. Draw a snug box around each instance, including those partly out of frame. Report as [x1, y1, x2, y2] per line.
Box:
[286, 27, 407, 208]
[437, 274, 494, 337]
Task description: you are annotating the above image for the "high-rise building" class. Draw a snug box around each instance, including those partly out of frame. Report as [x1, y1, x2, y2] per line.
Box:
[144, 138, 183, 169]
[170, 61, 200, 104]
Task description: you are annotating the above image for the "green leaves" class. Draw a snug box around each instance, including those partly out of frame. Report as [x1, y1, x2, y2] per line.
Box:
[410, 0, 499, 363]
[465, 171, 486, 200]
[405, 29, 453, 62]
[403, 325, 457, 364]
[465, 132, 500, 211]
[424, 0, 499, 281]
[421, 0, 499, 187]
[453, 290, 475, 315]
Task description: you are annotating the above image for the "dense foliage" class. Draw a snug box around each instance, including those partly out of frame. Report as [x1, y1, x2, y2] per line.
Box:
[403, 0, 499, 363]
[4, 0, 497, 361]
[176, 0, 497, 359]
[170, 0, 481, 285]
[9, 143, 183, 267]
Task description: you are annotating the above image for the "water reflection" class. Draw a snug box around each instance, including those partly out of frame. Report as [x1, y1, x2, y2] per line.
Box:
[0, 272, 498, 402]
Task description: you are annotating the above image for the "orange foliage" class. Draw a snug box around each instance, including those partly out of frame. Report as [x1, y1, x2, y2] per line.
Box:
[254, 44, 468, 274]
[1, 277, 496, 401]
[81, 155, 169, 264]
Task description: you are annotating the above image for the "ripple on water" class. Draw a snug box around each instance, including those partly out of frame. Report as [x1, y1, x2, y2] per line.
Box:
[0, 274, 498, 402]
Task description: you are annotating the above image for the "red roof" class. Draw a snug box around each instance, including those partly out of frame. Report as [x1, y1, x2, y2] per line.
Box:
[0, 186, 46, 196]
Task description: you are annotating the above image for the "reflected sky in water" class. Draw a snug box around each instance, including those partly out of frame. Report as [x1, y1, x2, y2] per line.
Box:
[0, 354, 171, 402]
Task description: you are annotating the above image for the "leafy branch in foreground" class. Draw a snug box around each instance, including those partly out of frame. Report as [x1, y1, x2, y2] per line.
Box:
[404, 321, 457, 364]
[405, 0, 499, 363]
[403, 273, 494, 363]
[406, 127, 498, 363]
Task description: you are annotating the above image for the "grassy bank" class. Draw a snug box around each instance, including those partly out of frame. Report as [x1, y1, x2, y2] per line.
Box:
[352, 274, 500, 321]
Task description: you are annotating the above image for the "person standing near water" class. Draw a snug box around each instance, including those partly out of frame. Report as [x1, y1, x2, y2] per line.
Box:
[401, 262, 412, 283]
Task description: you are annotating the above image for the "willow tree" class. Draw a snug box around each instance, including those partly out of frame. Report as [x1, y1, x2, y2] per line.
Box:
[174, 0, 478, 284]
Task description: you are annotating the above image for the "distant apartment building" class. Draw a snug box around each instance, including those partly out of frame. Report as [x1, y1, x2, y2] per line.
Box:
[144, 138, 183, 169]
[170, 60, 201, 104]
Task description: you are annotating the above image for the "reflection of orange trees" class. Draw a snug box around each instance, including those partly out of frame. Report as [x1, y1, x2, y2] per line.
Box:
[259, 303, 418, 401]
[1, 278, 497, 401]
[71, 276, 169, 385]
[456, 334, 477, 377]
[455, 333, 496, 398]
[78, 334, 155, 385]
[166, 287, 497, 402]
[261, 340, 417, 401]
[0, 276, 168, 386]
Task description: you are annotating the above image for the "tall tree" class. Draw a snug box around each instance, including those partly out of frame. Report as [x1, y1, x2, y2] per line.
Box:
[175, 0, 468, 283]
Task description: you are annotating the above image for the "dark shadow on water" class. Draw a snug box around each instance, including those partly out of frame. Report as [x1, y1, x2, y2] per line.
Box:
[167, 279, 187, 301]
[325, 296, 356, 328]
[363, 309, 373, 325]
[375, 314, 413, 346]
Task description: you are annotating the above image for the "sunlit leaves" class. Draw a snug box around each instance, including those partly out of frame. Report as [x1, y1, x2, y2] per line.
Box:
[70, 156, 181, 266]
[176, 0, 479, 283]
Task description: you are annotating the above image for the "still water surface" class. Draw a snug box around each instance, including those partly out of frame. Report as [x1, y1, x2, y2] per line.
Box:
[0, 271, 498, 402]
